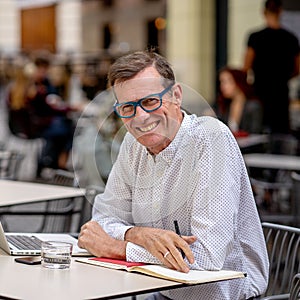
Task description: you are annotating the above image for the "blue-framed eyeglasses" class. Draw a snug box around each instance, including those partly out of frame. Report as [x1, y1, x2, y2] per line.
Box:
[113, 83, 174, 118]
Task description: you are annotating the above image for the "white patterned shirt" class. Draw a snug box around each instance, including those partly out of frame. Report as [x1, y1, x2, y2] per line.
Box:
[92, 113, 269, 300]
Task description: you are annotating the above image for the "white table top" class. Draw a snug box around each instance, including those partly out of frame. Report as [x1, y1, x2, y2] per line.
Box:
[0, 251, 181, 300]
[243, 153, 300, 171]
[0, 180, 85, 207]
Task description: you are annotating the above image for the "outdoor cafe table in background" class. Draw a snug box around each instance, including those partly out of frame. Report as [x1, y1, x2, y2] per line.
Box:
[236, 134, 269, 153]
[243, 153, 300, 226]
[243, 153, 300, 171]
[0, 179, 85, 207]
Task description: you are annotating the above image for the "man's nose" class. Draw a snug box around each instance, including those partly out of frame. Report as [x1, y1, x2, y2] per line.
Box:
[135, 105, 149, 118]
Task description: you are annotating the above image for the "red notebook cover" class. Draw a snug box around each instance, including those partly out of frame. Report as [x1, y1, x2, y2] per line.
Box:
[90, 257, 145, 267]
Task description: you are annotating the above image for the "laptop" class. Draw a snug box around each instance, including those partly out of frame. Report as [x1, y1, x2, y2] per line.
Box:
[0, 222, 91, 256]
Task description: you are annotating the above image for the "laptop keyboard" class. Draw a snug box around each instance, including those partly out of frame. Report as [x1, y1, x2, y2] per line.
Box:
[6, 235, 44, 250]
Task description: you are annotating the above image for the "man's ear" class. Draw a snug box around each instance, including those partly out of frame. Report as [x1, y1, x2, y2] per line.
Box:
[173, 83, 183, 106]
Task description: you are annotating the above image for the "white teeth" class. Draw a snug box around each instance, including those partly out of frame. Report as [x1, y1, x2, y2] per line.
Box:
[139, 122, 157, 132]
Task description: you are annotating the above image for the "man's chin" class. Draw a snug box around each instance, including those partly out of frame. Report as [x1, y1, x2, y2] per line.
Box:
[136, 134, 170, 152]
[137, 133, 161, 146]
[137, 135, 157, 144]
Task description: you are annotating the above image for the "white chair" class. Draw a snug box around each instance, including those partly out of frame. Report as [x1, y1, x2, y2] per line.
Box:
[0, 150, 24, 180]
[6, 134, 43, 181]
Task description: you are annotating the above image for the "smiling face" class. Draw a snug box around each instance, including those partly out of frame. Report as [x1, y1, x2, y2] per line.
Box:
[114, 66, 183, 154]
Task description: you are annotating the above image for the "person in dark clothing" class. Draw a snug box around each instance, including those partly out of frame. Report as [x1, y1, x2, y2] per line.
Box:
[243, 0, 300, 134]
[28, 56, 76, 176]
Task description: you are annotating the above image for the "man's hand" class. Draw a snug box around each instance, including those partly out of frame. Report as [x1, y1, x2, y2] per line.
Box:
[125, 227, 197, 273]
[78, 221, 127, 259]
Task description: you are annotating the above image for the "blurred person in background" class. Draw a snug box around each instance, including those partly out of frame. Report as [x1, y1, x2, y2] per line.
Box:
[243, 0, 300, 134]
[6, 56, 36, 139]
[48, 57, 87, 116]
[0, 55, 15, 142]
[216, 67, 263, 137]
[48, 59, 72, 103]
[29, 55, 79, 176]
[81, 57, 103, 101]
[6, 54, 79, 177]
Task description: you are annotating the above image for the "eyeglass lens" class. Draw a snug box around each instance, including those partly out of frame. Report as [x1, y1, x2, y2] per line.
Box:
[117, 97, 161, 117]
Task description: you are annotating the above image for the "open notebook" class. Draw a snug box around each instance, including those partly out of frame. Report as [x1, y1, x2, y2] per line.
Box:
[0, 221, 90, 256]
[76, 257, 246, 284]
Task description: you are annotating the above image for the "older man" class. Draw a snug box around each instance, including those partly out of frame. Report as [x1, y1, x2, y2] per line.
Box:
[79, 50, 269, 300]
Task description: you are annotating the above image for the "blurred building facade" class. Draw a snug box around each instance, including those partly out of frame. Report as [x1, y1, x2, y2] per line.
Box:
[0, 0, 299, 104]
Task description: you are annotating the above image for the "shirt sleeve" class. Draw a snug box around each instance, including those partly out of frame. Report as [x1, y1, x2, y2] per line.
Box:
[186, 125, 251, 270]
[92, 134, 162, 263]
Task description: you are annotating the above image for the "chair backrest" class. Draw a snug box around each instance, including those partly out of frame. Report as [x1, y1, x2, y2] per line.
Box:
[289, 273, 300, 300]
[0, 150, 24, 180]
[51, 169, 78, 187]
[40, 169, 81, 233]
[261, 222, 300, 298]
[267, 134, 298, 155]
[291, 172, 300, 227]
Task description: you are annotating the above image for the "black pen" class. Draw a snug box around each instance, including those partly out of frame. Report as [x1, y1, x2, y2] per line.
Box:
[174, 220, 185, 259]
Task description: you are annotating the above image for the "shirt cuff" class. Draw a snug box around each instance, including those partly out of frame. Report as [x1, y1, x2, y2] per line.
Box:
[114, 225, 134, 240]
[126, 241, 161, 264]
